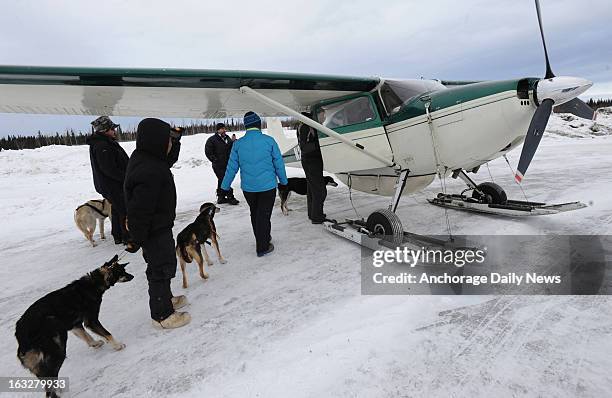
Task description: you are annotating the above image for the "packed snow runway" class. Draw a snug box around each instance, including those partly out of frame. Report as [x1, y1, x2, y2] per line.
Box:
[1, 113, 612, 397]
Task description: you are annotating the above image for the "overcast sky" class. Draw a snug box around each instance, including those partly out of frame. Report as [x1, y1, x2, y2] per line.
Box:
[0, 0, 610, 137]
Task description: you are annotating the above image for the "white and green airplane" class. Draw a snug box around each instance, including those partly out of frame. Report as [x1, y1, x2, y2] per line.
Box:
[0, 0, 596, 243]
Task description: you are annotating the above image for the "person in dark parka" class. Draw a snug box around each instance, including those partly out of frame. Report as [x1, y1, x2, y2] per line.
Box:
[124, 118, 190, 330]
[297, 112, 327, 224]
[87, 116, 130, 244]
[205, 123, 239, 205]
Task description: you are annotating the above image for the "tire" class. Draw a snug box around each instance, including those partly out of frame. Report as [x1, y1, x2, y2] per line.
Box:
[471, 182, 507, 205]
[366, 209, 404, 245]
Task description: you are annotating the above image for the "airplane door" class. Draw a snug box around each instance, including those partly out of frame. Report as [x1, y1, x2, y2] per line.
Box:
[313, 94, 394, 173]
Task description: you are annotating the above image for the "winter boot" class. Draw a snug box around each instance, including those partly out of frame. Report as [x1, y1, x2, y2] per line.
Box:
[226, 191, 239, 205]
[257, 243, 275, 257]
[216, 189, 229, 204]
[152, 311, 191, 329]
[171, 295, 188, 310]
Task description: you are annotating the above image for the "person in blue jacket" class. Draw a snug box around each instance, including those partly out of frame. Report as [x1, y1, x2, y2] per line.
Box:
[221, 111, 288, 257]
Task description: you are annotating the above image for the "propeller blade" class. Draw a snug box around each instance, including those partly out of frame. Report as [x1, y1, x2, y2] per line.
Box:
[515, 98, 554, 183]
[553, 98, 596, 120]
[535, 0, 555, 79]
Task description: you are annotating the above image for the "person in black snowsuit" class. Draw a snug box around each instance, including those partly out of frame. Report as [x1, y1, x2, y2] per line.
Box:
[298, 112, 327, 224]
[124, 119, 190, 329]
[87, 116, 130, 244]
[204, 123, 239, 205]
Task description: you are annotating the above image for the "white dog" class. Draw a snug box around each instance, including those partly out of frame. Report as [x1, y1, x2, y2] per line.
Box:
[74, 199, 111, 247]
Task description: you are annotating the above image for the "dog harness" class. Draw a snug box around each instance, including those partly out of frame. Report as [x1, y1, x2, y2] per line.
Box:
[76, 201, 109, 218]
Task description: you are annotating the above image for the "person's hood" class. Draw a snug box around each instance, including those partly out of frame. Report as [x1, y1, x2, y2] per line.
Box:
[86, 132, 114, 146]
[136, 118, 171, 160]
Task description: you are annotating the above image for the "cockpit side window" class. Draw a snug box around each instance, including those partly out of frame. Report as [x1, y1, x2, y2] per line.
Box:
[316, 96, 377, 129]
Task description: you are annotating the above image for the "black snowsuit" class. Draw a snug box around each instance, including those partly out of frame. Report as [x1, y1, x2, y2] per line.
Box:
[297, 123, 327, 222]
[204, 133, 234, 195]
[86, 133, 130, 242]
[124, 118, 181, 321]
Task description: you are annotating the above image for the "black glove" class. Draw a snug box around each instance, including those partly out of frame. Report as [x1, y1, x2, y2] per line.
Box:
[170, 126, 184, 141]
[278, 183, 288, 191]
[125, 241, 141, 253]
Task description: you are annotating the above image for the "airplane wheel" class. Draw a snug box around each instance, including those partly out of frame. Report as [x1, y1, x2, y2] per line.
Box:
[472, 182, 507, 205]
[366, 209, 404, 245]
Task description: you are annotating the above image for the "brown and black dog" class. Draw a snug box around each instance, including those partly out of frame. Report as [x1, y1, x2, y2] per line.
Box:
[176, 202, 226, 288]
[15, 255, 133, 398]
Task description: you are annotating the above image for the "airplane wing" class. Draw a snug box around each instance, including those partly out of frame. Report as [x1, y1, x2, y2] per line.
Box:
[0, 66, 379, 118]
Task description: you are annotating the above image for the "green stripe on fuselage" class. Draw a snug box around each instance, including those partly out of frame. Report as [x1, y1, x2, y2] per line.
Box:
[386, 79, 538, 125]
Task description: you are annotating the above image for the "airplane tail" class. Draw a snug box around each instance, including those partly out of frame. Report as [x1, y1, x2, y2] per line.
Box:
[265, 118, 297, 154]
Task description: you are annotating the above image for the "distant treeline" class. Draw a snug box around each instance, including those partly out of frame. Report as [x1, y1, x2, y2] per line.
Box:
[0, 118, 296, 151]
[586, 98, 612, 110]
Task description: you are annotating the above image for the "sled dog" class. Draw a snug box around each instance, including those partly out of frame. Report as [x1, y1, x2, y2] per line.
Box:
[278, 176, 338, 215]
[176, 202, 226, 288]
[15, 255, 133, 398]
[74, 199, 111, 246]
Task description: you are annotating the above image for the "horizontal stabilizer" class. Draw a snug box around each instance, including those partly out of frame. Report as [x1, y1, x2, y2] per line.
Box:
[266, 118, 297, 154]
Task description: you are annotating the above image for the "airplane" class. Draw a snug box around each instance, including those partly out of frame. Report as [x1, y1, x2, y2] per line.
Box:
[0, 0, 597, 246]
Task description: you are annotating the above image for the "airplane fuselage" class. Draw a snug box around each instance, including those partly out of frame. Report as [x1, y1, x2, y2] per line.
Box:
[284, 78, 540, 196]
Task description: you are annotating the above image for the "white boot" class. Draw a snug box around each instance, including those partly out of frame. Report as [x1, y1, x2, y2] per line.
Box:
[152, 312, 191, 329]
[171, 295, 188, 310]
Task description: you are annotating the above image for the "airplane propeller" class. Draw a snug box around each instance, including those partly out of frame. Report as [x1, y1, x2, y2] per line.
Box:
[515, 98, 553, 183]
[514, 0, 594, 183]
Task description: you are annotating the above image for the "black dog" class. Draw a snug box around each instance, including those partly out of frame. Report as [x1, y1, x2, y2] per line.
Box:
[176, 202, 226, 289]
[15, 255, 133, 398]
[278, 176, 338, 215]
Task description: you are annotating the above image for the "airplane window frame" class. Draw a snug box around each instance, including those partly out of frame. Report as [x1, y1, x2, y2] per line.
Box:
[315, 95, 379, 130]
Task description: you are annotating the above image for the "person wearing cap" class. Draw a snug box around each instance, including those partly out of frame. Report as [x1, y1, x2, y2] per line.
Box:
[124, 118, 190, 330]
[204, 123, 239, 205]
[87, 116, 130, 244]
[297, 112, 327, 224]
[221, 111, 288, 257]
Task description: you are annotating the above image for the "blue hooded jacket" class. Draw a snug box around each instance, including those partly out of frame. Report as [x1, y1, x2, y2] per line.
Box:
[221, 128, 288, 192]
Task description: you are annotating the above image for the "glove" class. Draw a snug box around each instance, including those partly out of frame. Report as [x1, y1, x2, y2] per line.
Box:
[125, 241, 141, 253]
[170, 127, 184, 141]
[278, 183, 288, 191]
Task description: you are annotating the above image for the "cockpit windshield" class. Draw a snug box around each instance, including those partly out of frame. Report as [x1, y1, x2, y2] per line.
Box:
[379, 79, 446, 115]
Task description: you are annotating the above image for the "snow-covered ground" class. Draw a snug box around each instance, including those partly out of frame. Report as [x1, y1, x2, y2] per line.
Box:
[1, 112, 612, 397]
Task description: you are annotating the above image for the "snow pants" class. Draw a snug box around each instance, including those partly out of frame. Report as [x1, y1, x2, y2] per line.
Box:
[302, 157, 327, 222]
[141, 229, 177, 321]
[106, 191, 129, 243]
[243, 188, 276, 254]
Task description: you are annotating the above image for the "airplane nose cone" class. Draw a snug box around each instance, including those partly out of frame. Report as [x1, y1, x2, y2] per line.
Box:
[536, 76, 593, 106]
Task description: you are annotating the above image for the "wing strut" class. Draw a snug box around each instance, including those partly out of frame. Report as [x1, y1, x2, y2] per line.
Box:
[239, 86, 396, 168]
